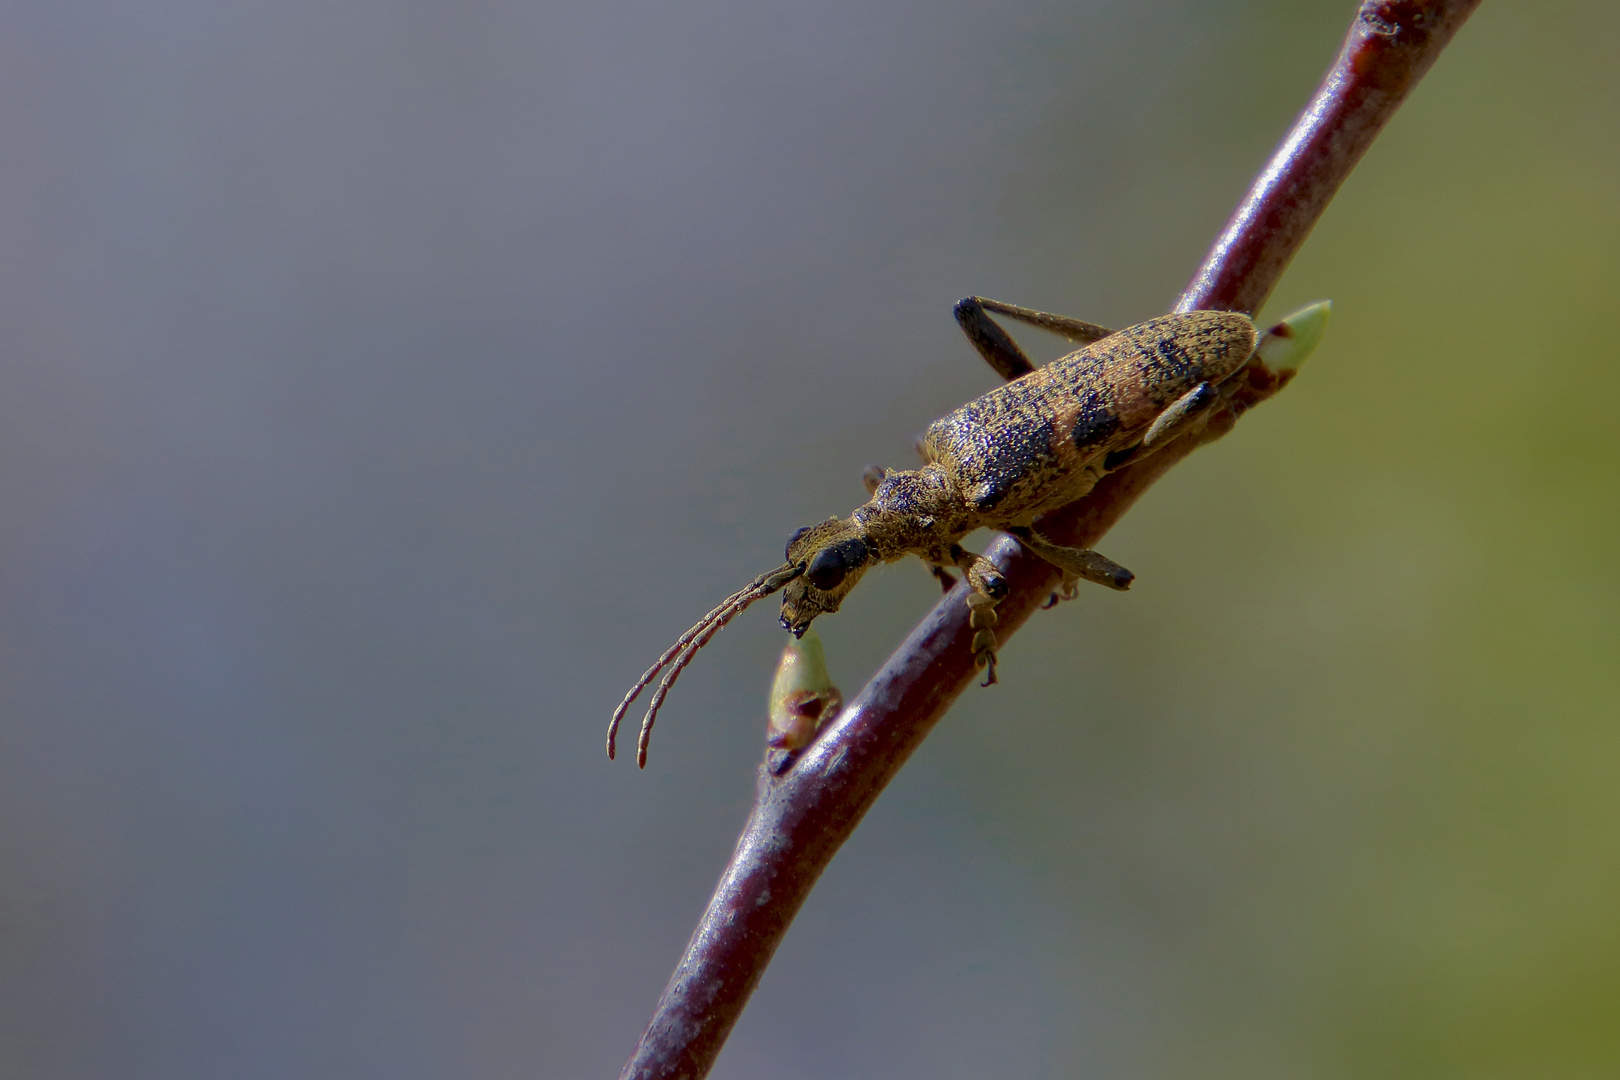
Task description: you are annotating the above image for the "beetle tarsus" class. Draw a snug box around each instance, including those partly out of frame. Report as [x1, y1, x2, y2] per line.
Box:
[965, 587, 1000, 687]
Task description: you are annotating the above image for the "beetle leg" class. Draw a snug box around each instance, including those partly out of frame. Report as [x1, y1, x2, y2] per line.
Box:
[1140, 381, 1221, 451]
[950, 544, 1008, 599]
[950, 544, 1008, 685]
[954, 296, 1115, 382]
[954, 297, 1035, 380]
[1100, 383, 1224, 475]
[1008, 526, 1134, 591]
[861, 464, 888, 495]
[970, 297, 1115, 345]
[1041, 574, 1080, 608]
[966, 591, 1000, 685]
[929, 564, 959, 593]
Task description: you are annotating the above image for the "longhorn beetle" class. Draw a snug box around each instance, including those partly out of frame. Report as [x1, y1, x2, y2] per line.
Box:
[609, 296, 1329, 767]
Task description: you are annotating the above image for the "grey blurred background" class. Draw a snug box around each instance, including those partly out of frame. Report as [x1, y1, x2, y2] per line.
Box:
[2, 1, 1617, 1077]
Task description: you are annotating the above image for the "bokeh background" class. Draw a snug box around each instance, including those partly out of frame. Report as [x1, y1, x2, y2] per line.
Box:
[2, 1, 1616, 1077]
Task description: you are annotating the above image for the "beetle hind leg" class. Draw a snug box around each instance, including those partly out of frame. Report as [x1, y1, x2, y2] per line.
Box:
[954, 296, 1116, 382]
[1008, 526, 1134, 592]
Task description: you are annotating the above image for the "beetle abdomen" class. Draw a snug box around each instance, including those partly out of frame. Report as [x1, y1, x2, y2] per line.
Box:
[923, 311, 1255, 518]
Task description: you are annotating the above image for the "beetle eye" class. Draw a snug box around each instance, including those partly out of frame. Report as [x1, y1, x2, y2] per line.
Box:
[805, 550, 846, 591]
[785, 526, 812, 561]
[805, 538, 868, 591]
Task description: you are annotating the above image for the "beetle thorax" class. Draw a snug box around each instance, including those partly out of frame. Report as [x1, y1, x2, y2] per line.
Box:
[852, 463, 968, 559]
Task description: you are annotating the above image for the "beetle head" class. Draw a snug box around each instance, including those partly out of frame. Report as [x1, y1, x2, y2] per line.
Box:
[780, 518, 874, 636]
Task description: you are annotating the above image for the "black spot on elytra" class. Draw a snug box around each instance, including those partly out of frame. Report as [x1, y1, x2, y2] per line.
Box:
[946, 408, 1056, 511]
[1070, 388, 1121, 451]
[1152, 333, 1198, 378]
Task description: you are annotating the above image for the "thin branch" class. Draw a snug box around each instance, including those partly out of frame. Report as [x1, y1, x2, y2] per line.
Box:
[617, 3, 1482, 1077]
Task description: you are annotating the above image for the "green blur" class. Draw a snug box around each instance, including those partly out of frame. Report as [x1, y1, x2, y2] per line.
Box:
[915, 4, 1620, 1076]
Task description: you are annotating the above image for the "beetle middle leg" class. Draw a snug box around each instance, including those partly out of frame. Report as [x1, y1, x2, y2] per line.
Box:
[1140, 381, 1222, 451]
[949, 544, 1007, 685]
[1007, 526, 1134, 592]
[1101, 382, 1226, 474]
[1041, 575, 1080, 609]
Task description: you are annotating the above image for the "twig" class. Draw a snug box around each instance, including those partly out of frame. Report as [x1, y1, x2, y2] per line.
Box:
[616, 3, 1482, 1077]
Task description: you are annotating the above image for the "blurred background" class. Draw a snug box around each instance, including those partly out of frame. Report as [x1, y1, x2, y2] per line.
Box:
[1, 1, 1616, 1077]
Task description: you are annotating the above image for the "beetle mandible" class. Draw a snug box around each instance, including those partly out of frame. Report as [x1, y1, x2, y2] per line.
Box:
[608, 296, 1259, 767]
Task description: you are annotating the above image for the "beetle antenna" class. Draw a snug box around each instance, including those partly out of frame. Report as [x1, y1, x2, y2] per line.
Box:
[633, 596, 747, 768]
[607, 562, 802, 764]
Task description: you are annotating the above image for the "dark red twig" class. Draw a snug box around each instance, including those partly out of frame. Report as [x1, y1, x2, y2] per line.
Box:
[617, 4, 1481, 1077]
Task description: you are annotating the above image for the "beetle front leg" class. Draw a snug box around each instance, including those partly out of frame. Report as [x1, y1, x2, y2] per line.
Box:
[1007, 526, 1134, 592]
[950, 544, 1008, 685]
[966, 592, 1000, 686]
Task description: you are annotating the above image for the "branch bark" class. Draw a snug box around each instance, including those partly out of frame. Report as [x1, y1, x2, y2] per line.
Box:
[618, 3, 1481, 1077]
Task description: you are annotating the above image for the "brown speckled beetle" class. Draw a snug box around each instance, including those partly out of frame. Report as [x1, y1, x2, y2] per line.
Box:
[609, 296, 1308, 767]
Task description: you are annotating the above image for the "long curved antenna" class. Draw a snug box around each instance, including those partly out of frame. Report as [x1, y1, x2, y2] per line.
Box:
[633, 594, 754, 767]
[607, 562, 802, 765]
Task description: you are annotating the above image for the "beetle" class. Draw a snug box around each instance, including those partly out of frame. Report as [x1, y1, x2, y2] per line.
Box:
[608, 295, 1303, 767]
